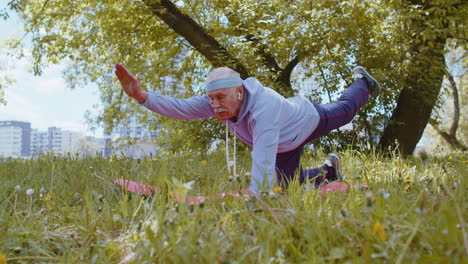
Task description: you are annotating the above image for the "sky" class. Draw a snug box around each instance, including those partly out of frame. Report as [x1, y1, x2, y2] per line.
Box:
[0, 6, 102, 136]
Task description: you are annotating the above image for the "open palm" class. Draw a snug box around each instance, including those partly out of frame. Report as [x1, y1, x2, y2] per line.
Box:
[115, 63, 146, 102]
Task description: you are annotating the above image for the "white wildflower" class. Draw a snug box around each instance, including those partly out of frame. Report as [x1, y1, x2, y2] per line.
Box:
[269, 191, 278, 198]
[26, 189, 35, 196]
[378, 189, 390, 199]
[149, 219, 159, 234]
[14, 185, 21, 192]
[183, 180, 194, 190]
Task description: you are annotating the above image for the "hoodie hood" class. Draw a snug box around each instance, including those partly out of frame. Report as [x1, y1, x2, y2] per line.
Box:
[224, 77, 261, 127]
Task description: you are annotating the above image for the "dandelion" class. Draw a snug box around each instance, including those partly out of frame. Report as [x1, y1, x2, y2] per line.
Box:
[404, 179, 413, 184]
[14, 185, 21, 192]
[26, 189, 35, 196]
[273, 186, 283, 193]
[378, 189, 390, 199]
[372, 220, 388, 241]
[448, 156, 452, 161]
[201, 160, 207, 166]
[404, 185, 412, 190]
[377, 161, 382, 167]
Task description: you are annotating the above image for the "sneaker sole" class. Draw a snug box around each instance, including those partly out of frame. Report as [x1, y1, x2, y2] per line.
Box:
[328, 154, 344, 181]
[353, 66, 381, 97]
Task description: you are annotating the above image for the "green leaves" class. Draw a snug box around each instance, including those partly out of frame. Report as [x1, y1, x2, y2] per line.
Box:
[4, 0, 466, 152]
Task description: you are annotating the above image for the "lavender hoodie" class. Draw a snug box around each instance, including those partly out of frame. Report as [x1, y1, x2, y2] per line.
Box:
[141, 77, 319, 195]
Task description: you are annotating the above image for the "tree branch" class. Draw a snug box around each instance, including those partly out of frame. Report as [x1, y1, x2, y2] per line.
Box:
[143, 0, 250, 78]
[242, 34, 296, 95]
[446, 71, 459, 137]
[429, 118, 467, 151]
[224, 11, 296, 94]
[280, 56, 300, 83]
[144, 0, 300, 95]
[245, 34, 282, 73]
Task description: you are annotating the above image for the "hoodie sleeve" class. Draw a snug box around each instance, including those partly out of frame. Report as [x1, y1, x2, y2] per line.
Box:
[249, 90, 284, 196]
[140, 91, 216, 120]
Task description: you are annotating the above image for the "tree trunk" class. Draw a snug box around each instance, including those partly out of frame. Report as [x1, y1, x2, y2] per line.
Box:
[378, 48, 446, 155]
[378, 1, 449, 156]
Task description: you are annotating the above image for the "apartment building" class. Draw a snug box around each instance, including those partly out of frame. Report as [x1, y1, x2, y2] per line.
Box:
[31, 127, 83, 155]
[0, 121, 31, 157]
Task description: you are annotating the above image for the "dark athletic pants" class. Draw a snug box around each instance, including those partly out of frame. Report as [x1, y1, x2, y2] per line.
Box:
[275, 78, 369, 187]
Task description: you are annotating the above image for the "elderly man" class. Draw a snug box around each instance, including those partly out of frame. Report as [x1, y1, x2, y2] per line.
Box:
[115, 63, 380, 196]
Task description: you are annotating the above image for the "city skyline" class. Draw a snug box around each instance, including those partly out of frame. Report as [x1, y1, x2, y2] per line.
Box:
[0, 119, 157, 158]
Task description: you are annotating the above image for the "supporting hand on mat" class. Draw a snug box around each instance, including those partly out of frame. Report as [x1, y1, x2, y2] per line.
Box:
[115, 63, 148, 103]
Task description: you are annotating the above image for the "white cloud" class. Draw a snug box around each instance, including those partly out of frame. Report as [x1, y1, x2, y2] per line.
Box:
[0, 89, 47, 127]
[5, 51, 67, 95]
[34, 77, 67, 94]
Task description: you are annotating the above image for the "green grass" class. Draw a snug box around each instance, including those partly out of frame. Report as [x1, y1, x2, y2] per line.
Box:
[0, 150, 467, 263]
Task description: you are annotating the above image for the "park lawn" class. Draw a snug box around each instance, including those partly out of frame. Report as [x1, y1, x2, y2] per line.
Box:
[0, 150, 466, 263]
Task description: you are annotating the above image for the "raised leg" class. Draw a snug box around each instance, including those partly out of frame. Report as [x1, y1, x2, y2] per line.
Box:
[308, 78, 370, 141]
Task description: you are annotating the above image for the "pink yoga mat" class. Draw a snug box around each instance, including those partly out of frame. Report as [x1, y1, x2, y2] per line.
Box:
[114, 179, 368, 205]
[114, 179, 251, 205]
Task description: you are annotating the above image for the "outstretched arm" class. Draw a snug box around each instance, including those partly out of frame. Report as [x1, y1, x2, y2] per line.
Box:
[115, 63, 148, 103]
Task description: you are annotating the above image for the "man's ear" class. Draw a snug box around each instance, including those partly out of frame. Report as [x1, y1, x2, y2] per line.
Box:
[237, 86, 243, 100]
[237, 85, 244, 95]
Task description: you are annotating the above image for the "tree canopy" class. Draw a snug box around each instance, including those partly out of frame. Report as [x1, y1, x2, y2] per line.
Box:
[4, 0, 467, 155]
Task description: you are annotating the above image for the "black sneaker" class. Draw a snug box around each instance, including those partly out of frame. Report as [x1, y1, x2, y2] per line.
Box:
[353, 66, 381, 97]
[324, 153, 344, 181]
